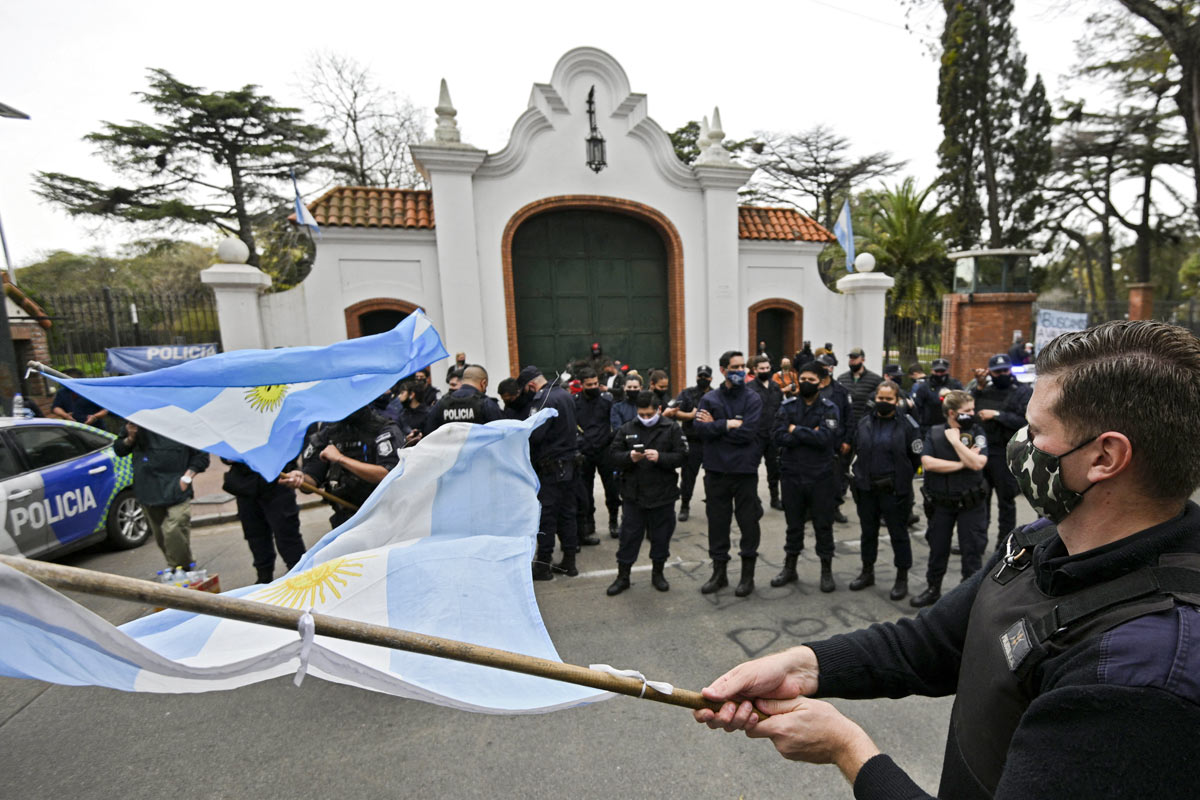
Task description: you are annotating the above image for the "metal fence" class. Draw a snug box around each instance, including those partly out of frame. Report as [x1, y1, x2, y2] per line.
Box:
[37, 287, 221, 376]
[883, 298, 943, 368]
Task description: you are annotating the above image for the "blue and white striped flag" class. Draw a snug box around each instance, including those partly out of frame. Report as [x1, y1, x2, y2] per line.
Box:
[292, 170, 320, 237]
[833, 199, 855, 272]
[0, 411, 610, 713]
[40, 310, 447, 479]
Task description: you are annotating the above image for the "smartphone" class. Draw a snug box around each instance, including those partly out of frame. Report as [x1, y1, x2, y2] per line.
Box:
[633, 443, 646, 452]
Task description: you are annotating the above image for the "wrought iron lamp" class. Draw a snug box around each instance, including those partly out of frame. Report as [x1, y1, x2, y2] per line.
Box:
[584, 86, 606, 173]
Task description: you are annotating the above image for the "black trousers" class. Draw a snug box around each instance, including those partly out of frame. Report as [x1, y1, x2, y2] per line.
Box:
[925, 501, 987, 583]
[855, 487, 912, 569]
[983, 452, 1019, 544]
[576, 451, 619, 528]
[536, 477, 578, 559]
[781, 472, 836, 560]
[680, 437, 703, 506]
[761, 439, 781, 495]
[834, 447, 853, 505]
[238, 488, 306, 573]
[704, 471, 761, 561]
[615, 501, 675, 565]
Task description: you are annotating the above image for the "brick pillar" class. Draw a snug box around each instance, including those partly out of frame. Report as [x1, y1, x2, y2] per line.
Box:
[1128, 283, 1155, 321]
[939, 292, 1037, 385]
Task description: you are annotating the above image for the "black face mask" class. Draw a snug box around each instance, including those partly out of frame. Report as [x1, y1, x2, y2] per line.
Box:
[757, 373, 771, 383]
[956, 412, 977, 428]
[929, 374, 947, 387]
[850, 362, 864, 373]
[696, 378, 711, 390]
[509, 393, 532, 410]
[875, 401, 896, 416]
[798, 382, 820, 398]
[584, 387, 601, 399]
[992, 373, 1014, 390]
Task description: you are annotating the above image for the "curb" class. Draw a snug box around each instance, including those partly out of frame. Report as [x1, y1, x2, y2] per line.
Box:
[192, 498, 326, 528]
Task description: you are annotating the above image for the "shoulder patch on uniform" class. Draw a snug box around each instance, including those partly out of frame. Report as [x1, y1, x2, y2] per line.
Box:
[974, 434, 987, 450]
[825, 418, 839, 429]
[911, 438, 924, 454]
[377, 439, 394, 457]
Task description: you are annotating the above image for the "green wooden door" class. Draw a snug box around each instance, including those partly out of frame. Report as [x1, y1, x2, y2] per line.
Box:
[513, 210, 669, 376]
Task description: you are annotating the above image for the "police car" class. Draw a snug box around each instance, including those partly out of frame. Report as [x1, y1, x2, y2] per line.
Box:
[0, 418, 148, 559]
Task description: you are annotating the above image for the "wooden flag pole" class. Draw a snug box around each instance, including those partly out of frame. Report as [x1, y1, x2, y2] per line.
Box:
[298, 482, 359, 511]
[0, 555, 722, 716]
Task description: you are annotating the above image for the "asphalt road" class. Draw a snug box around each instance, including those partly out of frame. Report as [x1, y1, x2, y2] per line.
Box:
[0, 476, 1036, 800]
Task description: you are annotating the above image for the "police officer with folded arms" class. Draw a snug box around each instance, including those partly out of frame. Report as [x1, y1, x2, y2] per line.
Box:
[422, 365, 502, 434]
[605, 391, 688, 596]
[971, 353, 1031, 549]
[283, 403, 404, 528]
[666, 365, 713, 523]
[574, 366, 619, 543]
[848, 381, 923, 601]
[770, 362, 841, 593]
[912, 389, 988, 606]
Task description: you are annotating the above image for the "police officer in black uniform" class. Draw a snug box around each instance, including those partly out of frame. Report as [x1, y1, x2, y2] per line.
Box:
[609, 374, 641, 431]
[423, 365, 502, 434]
[748, 355, 784, 510]
[283, 403, 404, 529]
[915, 389, 989, 606]
[848, 380, 923, 601]
[817, 353, 854, 523]
[667, 365, 713, 522]
[770, 362, 841, 593]
[605, 391, 688, 596]
[971, 353, 1031, 548]
[648, 369, 672, 412]
[519, 366, 581, 581]
[223, 459, 306, 584]
[911, 357, 963, 437]
[574, 366, 618, 542]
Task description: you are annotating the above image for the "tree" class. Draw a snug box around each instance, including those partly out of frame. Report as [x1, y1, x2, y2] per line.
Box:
[936, 0, 1054, 249]
[17, 240, 214, 298]
[302, 53, 428, 188]
[743, 125, 905, 229]
[35, 69, 331, 268]
[667, 120, 754, 166]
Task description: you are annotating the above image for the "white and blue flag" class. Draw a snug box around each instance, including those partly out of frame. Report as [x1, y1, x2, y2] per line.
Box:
[40, 310, 447, 480]
[0, 411, 610, 713]
[292, 170, 320, 237]
[833, 199, 855, 272]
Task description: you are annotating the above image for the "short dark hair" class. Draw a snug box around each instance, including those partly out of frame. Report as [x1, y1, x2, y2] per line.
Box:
[718, 350, 744, 369]
[635, 390, 657, 410]
[875, 381, 900, 400]
[798, 361, 825, 378]
[1037, 320, 1200, 500]
[497, 377, 520, 397]
[576, 366, 597, 381]
[649, 369, 668, 384]
[750, 354, 770, 369]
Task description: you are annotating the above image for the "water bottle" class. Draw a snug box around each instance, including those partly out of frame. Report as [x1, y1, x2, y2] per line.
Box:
[11, 393, 32, 419]
[186, 562, 198, 584]
[196, 568, 208, 584]
[156, 569, 170, 584]
[172, 566, 187, 587]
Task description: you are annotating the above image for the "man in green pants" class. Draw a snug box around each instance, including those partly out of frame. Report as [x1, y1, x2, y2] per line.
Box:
[114, 422, 210, 569]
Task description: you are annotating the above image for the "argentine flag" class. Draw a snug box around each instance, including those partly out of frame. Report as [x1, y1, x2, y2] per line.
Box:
[0, 411, 609, 713]
[40, 310, 447, 479]
[833, 199, 855, 272]
[293, 170, 320, 237]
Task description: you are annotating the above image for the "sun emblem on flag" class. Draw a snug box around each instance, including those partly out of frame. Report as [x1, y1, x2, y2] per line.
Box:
[245, 384, 289, 413]
[254, 555, 375, 609]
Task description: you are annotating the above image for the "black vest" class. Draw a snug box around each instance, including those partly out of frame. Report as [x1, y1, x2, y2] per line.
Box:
[925, 423, 987, 498]
[435, 390, 487, 426]
[942, 522, 1200, 798]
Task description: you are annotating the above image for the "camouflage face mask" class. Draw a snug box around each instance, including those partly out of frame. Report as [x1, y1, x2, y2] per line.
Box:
[1006, 426, 1097, 523]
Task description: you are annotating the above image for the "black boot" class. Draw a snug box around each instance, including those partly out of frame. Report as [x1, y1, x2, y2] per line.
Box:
[532, 559, 553, 581]
[769, 484, 783, 511]
[890, 568, 909, 601]
[606, 563, 632, 596]
[735, 556, 756, 597]
[819, 558, 836, 593]
[651, 560, 670, 592]
[579, 520, 600, 546]
[255, 568, 274, 584]
[552, 550, 578, 577]
[700, 561, 728, 594]
[609, 517, 620, 538]
[833, 509, 849, 525]
[849, 565, 875, 591]
[677, 504, 690, 522]
[910, 577, 941, 608]
[770, 553, 799, 587]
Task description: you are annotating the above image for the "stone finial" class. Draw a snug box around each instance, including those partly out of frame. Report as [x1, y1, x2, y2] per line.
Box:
[433, 78, 461, 144]
[216, 236, 250, 264]
[695, 106, 731, 166]
[698, 115, 712, 155]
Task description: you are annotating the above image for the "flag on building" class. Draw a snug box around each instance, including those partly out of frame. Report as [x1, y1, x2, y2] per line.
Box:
[833, 199, 855, 273]
[0, 411, 610, 713]
[37, 310, 447, 479]
[292, 170, 321, 237]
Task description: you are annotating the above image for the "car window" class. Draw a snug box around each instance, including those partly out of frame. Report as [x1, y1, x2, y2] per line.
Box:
[71, 427, 115, 452]
[0, 437, 22, 480]
[10, 427, 92, 471]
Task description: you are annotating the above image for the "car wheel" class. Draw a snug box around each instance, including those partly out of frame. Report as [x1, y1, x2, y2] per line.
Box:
[106, 490, 150, 550]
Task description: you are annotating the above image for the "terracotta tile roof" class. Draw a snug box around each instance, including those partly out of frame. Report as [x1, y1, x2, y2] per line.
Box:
[737, 206, 835, 243]
[299, 187, 435, 229]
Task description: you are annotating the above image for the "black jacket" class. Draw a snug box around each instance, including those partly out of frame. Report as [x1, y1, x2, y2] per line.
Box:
[820, 380, 855, 445]
[807, 504, 1200, 800]
[527, 384, 577, 465]
[851, 412, 922, 493]
[694, 384, 763, 474]
[301, 410, 403, 506]
[746, 377, 783, 442]
[971, 380, 1031, 448]
[574, 391, 614, 455]
[113, 428, 209, 508]
[911, 376, 963, 429]
[608, 417, 687, 507]
[673, 384, 710, 438]
[423, 385, 502, 434]
[837, 367, 883, 428]
[773, 396, 839, 479]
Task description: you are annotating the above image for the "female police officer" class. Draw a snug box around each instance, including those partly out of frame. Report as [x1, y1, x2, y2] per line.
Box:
[848, 381, 922, 601]
[913, 389, 988, 607]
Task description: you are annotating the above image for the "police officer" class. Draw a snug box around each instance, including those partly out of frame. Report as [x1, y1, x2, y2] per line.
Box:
[911, 357, 963, 437]
[818, 353, 854, 524]
[609, 374, 642, 430]
[694, 350, 764, 597]
[748, 355, 784, 510]
[222, 459, 306, 584]
[388, 380, 431, 434]
[666, 365, 713, 522]
[914, 389, 989, 606]
[971, 353, 1031, 547]
[283, 403, 404, 529]
[881, 364, 915, 414]
[770, 361, 841, 593]
[605, 391, 688, 595]
[519, 366, 580, 581]
[410, 368, 440, 408]
[574, 366, 619, 542]
[848, 381, 923, 601]
[423, 365, 502, 434]
[648, 369, 672, 411]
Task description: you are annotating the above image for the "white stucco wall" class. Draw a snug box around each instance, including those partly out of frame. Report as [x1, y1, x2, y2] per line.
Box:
[739, 240, 849, 358]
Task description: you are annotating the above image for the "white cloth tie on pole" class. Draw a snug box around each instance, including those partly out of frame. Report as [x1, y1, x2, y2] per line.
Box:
[589, 664, 674, 698]
[294, 610, 315, 687]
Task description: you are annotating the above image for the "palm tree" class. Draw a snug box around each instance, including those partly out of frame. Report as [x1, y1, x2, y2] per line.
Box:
[861, 178, 952, 365]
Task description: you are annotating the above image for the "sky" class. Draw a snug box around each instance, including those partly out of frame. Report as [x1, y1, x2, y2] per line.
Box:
[0, 0, 1095, 269]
